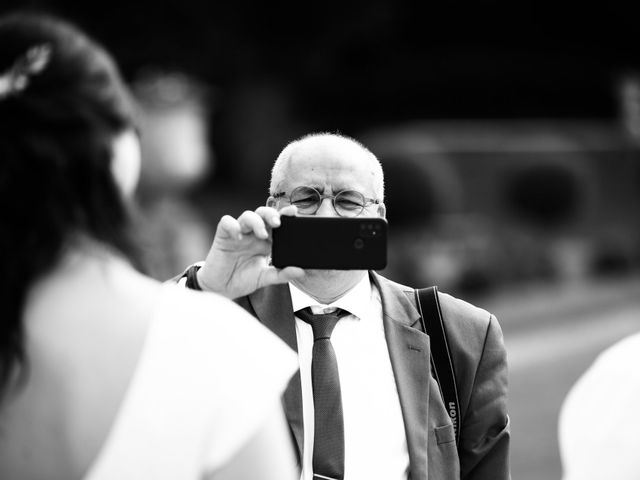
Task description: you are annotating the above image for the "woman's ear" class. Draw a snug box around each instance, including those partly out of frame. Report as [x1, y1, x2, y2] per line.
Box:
[111, 129, 141, 198]
[266, 196, 277, 208]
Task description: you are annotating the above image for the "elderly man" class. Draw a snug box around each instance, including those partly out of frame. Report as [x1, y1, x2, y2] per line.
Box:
[179, 132, 510, 480]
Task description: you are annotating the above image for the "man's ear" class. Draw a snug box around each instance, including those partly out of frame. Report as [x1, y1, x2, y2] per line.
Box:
[266, 196, 277, 208]
[377, 202, 386, 219]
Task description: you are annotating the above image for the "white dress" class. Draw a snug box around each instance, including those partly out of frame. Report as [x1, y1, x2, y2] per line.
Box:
[84, 284, 298, 479]
[559, 331, 640, 480]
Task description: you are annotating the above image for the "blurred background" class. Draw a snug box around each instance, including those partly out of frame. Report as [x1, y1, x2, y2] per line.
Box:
[3, 1, 639, 478]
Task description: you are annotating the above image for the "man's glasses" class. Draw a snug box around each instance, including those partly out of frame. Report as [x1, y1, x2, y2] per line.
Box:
[273, 186, 380, 217]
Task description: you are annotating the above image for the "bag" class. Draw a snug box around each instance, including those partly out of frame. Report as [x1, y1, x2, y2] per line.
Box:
[414, 286, 461, 445]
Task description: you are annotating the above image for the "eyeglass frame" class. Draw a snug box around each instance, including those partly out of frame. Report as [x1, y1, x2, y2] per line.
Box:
[271, 185, 381, 217]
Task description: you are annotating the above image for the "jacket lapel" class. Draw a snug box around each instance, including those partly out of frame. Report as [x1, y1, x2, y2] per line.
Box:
[372, 272, 432, 480]
[247, 284, 305, 461]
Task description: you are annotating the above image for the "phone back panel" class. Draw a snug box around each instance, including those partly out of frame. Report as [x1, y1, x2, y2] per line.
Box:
[271, 216, 387, 270]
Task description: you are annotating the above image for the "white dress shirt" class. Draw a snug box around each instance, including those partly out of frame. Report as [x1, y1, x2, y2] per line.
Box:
[290, 275, 410, 480]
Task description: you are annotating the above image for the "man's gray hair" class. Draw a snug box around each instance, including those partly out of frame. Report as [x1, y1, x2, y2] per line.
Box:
[269, 132, 385, 200]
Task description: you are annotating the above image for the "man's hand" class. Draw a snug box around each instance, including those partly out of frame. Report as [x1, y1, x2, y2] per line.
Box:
[196, 205, 305, 299]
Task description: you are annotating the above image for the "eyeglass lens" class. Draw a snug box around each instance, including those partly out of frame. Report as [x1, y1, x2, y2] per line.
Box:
[290, 186, 366, 216]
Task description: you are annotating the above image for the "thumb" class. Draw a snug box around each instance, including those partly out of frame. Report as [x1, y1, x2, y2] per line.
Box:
[258, 266, 305, 289]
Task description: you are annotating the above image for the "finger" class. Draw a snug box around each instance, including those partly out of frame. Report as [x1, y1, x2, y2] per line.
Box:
[255, 206, 282, 229]
[216, 214, 242, 241]
[278, 205, 298, 217]
[260, 205, 298, 230]
[237, 210, 269, 239]
[258, 266, 305, 289]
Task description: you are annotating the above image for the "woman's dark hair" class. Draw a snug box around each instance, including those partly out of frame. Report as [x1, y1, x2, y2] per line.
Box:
[0, 12, 141, 397]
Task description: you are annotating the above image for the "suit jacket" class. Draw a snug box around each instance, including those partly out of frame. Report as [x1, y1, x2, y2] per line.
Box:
[236, 271, 510, 480]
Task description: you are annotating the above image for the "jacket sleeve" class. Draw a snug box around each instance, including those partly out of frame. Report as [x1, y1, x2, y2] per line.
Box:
[459, 314, 511, 480]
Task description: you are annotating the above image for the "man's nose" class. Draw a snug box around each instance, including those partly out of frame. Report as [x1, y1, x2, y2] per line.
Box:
[315, 197, 339, 217]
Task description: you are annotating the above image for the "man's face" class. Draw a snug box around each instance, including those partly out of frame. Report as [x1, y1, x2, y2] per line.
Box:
[271, 138, 385, 220]
[267, 137, 386, 300]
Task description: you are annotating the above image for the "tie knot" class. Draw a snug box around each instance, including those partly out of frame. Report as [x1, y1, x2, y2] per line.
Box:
[297, 307, 348, 340]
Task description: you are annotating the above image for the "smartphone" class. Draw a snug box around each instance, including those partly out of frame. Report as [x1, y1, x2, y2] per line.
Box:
[271, 216, 388, 270]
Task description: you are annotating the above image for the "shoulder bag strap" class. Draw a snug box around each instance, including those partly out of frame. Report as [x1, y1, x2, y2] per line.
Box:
[414, 286, 461, 445]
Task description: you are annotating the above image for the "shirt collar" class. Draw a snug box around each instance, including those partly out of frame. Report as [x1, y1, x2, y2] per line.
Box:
[289, 274, 373, 321]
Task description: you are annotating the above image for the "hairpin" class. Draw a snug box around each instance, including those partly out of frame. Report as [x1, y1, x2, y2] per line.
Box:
[0, 44, 52, 100]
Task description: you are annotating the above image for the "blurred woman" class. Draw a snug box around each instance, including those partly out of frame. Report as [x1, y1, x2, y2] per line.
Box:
[559, 331, 640, 480]
[0, 11, 297, 480]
